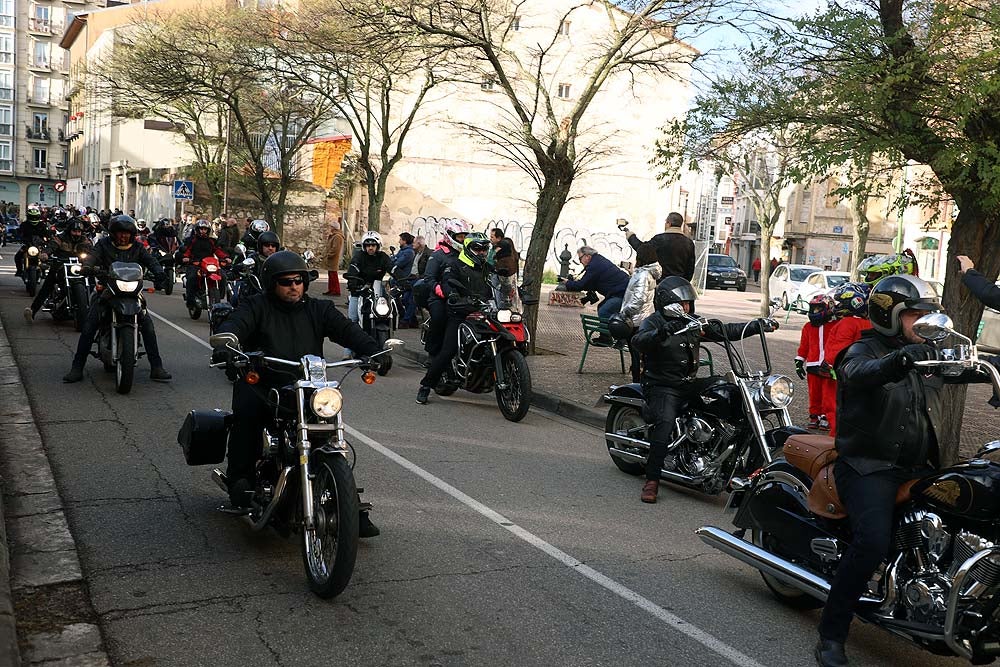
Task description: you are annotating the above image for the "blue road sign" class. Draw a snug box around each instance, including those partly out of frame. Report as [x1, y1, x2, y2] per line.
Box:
[173, 180, 194, 201]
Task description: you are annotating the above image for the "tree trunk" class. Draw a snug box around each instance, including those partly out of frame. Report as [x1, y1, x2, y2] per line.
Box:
[936, 204, 1000, 464]
[758, 224, 775, 316]
[521, 172, 574, 354]
[849, 194, 870, 281]
[367, 171, 389, 233]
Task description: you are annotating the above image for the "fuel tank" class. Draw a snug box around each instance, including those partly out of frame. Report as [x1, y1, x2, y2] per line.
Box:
[911, 460, 1000, 523]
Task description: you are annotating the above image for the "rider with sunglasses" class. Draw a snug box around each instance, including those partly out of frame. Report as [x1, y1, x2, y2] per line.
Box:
[214, 251, 382, 535]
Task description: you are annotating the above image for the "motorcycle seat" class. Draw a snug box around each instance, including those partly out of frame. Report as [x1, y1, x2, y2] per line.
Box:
[808, 463, 919, 520]
[783, 434, 838, 479]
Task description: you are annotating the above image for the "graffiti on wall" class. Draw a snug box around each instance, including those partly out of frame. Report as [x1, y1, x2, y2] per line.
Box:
[409, 215, 634, 267]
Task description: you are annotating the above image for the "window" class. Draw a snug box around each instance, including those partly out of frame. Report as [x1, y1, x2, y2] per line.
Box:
[31, 76, 49, 104]
[708, 255, 737, 269]
[32, 112, 48, 135]
[50, 78, 64, 101]
[0, 70, 11, 101]
[557, 83, 571, 99]
[511, 16, 520, 31]
[33, 147, 47, 171]
[0, 0, 12, 28]
[481, 76, 496, 91]
[30, 4, 49, 32]
[0, 140, 10, 172]
[0, 105, 10, 136]
[558, 20, 570, 36]
[0, 34, 11, 64]
[32, 40, 49, 68]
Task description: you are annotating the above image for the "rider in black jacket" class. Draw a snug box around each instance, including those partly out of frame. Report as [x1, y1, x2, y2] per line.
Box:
[14, 205, 51, 277]
[24, 218, 93, 321]
[631, 277, 777, 503]
[344, 231, 392, 356]
[420, 223, 468, 356]
[215, 251, 381, 533]
[816, 275, 990, 667]
[62, 215, 171, 384]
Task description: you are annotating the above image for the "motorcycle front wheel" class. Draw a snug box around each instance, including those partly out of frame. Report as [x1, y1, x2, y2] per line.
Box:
[604, 403, 647, 476]
[25, 267, 37, 296]
[71, 283, 88, 332]
[114, 326, 136, 394]
[495, 349, 531, 422]
[163, 268, 174, 296]
[375, 329, 392, 376]
[302, 453, 359, 599]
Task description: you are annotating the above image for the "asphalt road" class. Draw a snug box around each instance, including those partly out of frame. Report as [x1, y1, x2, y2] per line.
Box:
[0, 258, 959, 667]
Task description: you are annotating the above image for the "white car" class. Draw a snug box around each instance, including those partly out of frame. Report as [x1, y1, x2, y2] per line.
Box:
[768, 263, 824, 310]
[793, 271, 852, 311]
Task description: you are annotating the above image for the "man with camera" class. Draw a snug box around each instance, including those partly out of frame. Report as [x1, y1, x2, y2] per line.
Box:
[559, 246, 629, 323]
[625, 212, 695, 282]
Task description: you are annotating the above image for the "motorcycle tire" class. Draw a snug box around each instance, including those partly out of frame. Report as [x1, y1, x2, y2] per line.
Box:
[375, 330, 391, 376]
[71, 283, 88, 332]
[164, 268, 174, 296]
[25, 268, 37, 297]
[751, 527, 823, 609]
[604, 403, 647, 476]
[495, 349, 531, 422]
[208, 283, 221, 307]
[301, 453, 358, 599]
[114, 327, 136, 395]
[189, 304, 202, 320]
[434, 383, 458, 396]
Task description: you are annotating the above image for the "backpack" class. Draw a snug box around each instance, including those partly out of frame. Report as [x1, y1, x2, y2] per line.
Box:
[412, 277, 432, 309]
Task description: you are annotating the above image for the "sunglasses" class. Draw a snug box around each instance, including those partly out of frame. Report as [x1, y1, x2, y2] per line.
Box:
[274, 276, 305, 286]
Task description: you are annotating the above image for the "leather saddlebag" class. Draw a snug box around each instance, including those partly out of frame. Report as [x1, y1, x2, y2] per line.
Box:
[178, 409, 232, 465]
[783, 434, 838, 479]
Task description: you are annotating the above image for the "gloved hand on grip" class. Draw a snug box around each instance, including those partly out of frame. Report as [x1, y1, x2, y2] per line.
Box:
[795, 359, 806, 380]
[761, 318, 780, 333]
[901, 343, 938, 366]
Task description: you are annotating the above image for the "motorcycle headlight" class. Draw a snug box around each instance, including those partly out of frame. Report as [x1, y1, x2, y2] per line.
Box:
[497, 309, 513, 323]
[27, 246, 39, 257]
[374, 298, 391, 317]
[68, 264, 82, 275]
[761, 375, 794, 408]
[206, 264, 218, 273]
[310, 387, 343, 419]
[115, 280, 140, 292]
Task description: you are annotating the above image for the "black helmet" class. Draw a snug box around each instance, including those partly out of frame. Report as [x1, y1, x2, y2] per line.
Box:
[66, 218, 86, 234]
[257, 231, 280, 253]
[108, 214, 138, 235]
[868, 274, 941, 337]
[261, 250, 310, 291]
[653, 276, 697, 313]
[606, 313, 634, 341]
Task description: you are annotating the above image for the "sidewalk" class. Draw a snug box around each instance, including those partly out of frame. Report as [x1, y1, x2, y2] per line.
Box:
[372, 278, 999, 457]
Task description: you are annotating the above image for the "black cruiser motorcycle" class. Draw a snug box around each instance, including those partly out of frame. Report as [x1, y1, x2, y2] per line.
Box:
[697, 312, 1000, 664]
[604, 313, 802, 495]
[92, 262, 152, 394]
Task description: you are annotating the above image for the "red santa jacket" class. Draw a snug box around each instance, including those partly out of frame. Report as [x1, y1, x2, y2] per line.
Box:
[826, 316, 872, 367]
[796, 321, 827, 369]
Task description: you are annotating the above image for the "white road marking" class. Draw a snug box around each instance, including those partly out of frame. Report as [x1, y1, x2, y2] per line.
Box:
[152, 309, 765, 667]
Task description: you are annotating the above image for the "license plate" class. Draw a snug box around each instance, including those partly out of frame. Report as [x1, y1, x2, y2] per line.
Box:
[724, 280, 736, 285]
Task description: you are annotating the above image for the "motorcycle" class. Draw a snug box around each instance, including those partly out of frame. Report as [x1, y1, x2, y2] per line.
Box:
[184, 255, 226, 321]
[434, 274, 534, 422]
[22, 243, 47, 297]
[186, 332, 401, 598]
[40, 253, 94, 331]
[153, 238, 178, 296]
[93, 262, 153, 394]
[356, 279, 398, 376]
[603, 314, 802, 495]
[697, 312, 1000, 663]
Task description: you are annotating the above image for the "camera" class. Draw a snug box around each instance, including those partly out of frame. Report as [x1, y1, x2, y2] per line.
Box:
[580, 291, 600, 306]
[616, 217, 629, 232]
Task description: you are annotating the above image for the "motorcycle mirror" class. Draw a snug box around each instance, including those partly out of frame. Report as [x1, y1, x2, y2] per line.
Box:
[303, 249, 315, 261]
[209, 332, 240, 350]
[242, 257, 255, 266]
[235, 243, 246, 255]
[383, 338, 404, 351]
[913, 312, 953, 341]
[975, 440, 1000, 463]
[663, 303, 685, 316]
[308, 269, 319, 281]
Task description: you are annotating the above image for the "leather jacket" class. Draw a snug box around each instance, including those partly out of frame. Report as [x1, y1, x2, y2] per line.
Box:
[345, 249, 392, 295]
[620, 264, 661, 326]
[422, 246, 462, 302]
[46, 232, 92, 258]
[632, 312, 767, 387]
[834, 330, 988, 475]
[83, 236, 164, 281]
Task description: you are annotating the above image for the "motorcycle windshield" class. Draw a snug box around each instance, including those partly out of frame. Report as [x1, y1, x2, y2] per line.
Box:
[110, 262, 143, 282]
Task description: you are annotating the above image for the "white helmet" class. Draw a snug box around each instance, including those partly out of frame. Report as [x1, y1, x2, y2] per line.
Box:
[250, 219, 269, 234]
[443, 219, 471, 251]
[136, 218, 148, 230]
[361, 231, 383, 249]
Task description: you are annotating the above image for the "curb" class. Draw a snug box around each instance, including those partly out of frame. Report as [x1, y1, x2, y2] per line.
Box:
[395, 345, 607, 429]
[0, 314, 111, 666]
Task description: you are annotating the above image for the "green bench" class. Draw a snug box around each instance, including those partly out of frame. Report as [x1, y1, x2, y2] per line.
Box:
[578, 313, 716, 375]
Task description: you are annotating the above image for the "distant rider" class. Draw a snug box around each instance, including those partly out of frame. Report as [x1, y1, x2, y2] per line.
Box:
[182, 220, 230, 309]
[343, 231, 392, 357]
[419, 220, 469, 357]
[23, 218, 93, 322]
[14, 204, 50, 277]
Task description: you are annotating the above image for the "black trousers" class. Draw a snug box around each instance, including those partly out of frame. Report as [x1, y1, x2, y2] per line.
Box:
[643, 384, 685, 481]
[421, 315, 461, 389]
[30, 263, 61, 314]
[424, 299, 448, 357]
[818, 461, 926, 643]
[227, 380, 271, 482]
[71, 297, 163, 369]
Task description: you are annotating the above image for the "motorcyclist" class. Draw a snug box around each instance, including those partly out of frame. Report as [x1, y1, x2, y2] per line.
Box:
[415, 235, 491, 404]
[815, 274, 990, 667]
[151, 218, 178, 253]
[344, 231, 392, 357]
[213, 251, 381, 536]
[419, 220, 470, 357]
[62, 215, 171, 383]
[631, 277, 778, 504]
[23, 218, 94, 322]
[231, 231, 281, 307]
[182, 220, 230, 309]
[15, 204, 50, 277]
[240, 219, 269, 249]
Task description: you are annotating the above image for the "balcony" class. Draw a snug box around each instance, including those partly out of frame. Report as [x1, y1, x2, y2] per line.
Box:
[27, 18, 63, 36]
[26, 91, 50, 106]
[23, 160, 49, 177]
[26, 126, 50, 142]
[27, 54, 51, 72]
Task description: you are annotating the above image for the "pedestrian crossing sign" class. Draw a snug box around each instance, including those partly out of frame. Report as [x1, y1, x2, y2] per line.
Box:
[173, 180, 194, 201]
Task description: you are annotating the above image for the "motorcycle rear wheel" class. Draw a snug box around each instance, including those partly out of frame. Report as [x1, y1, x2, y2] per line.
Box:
[114, 327, 136, 395]
[302, 453, 358, 599]
[163, 268, 174, 296]
[751, 527, 823, 609]
[71, 283, 88, 332]
[605, 403, 647, 476]
[495, 349, 531, 422]
[188, 304, 202, 320]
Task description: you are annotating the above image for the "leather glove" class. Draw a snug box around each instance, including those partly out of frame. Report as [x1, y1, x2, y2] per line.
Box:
[901, 343, 938, 366]
[761, 318, 779, 332]
[794, 359, 806, 380]
[819, 361, 837, 380]
[211, 347, 233, 366]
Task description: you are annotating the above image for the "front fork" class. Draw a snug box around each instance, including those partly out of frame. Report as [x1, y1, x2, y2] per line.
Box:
[296, 388, 317, 530]
[491, 340, 508, 390]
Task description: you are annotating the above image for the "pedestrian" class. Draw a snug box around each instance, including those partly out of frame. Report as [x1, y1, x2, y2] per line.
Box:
[490, 227, 519, 308]
[625, 211, 695, 281]
[770, 257, 779, 273]
[795, 294, 837, 431]
[957, 255, 1000, 309]
[823, 282, 873, 437]
[618, 242, 660, 382]
[324, 220, 345, 296]
[560, 246, 630, 341]
[752, 256, 761, 283]
[393, 232, 417, 327]
[413, 235, 432, 275]
[216, 217, 241, 255]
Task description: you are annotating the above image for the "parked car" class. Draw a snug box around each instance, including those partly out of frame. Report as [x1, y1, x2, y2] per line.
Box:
[3, 216, 20, 246]
[792, 270, 851, 311]
[768, 263, 823, 310]
[705, 253, 748, 291]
